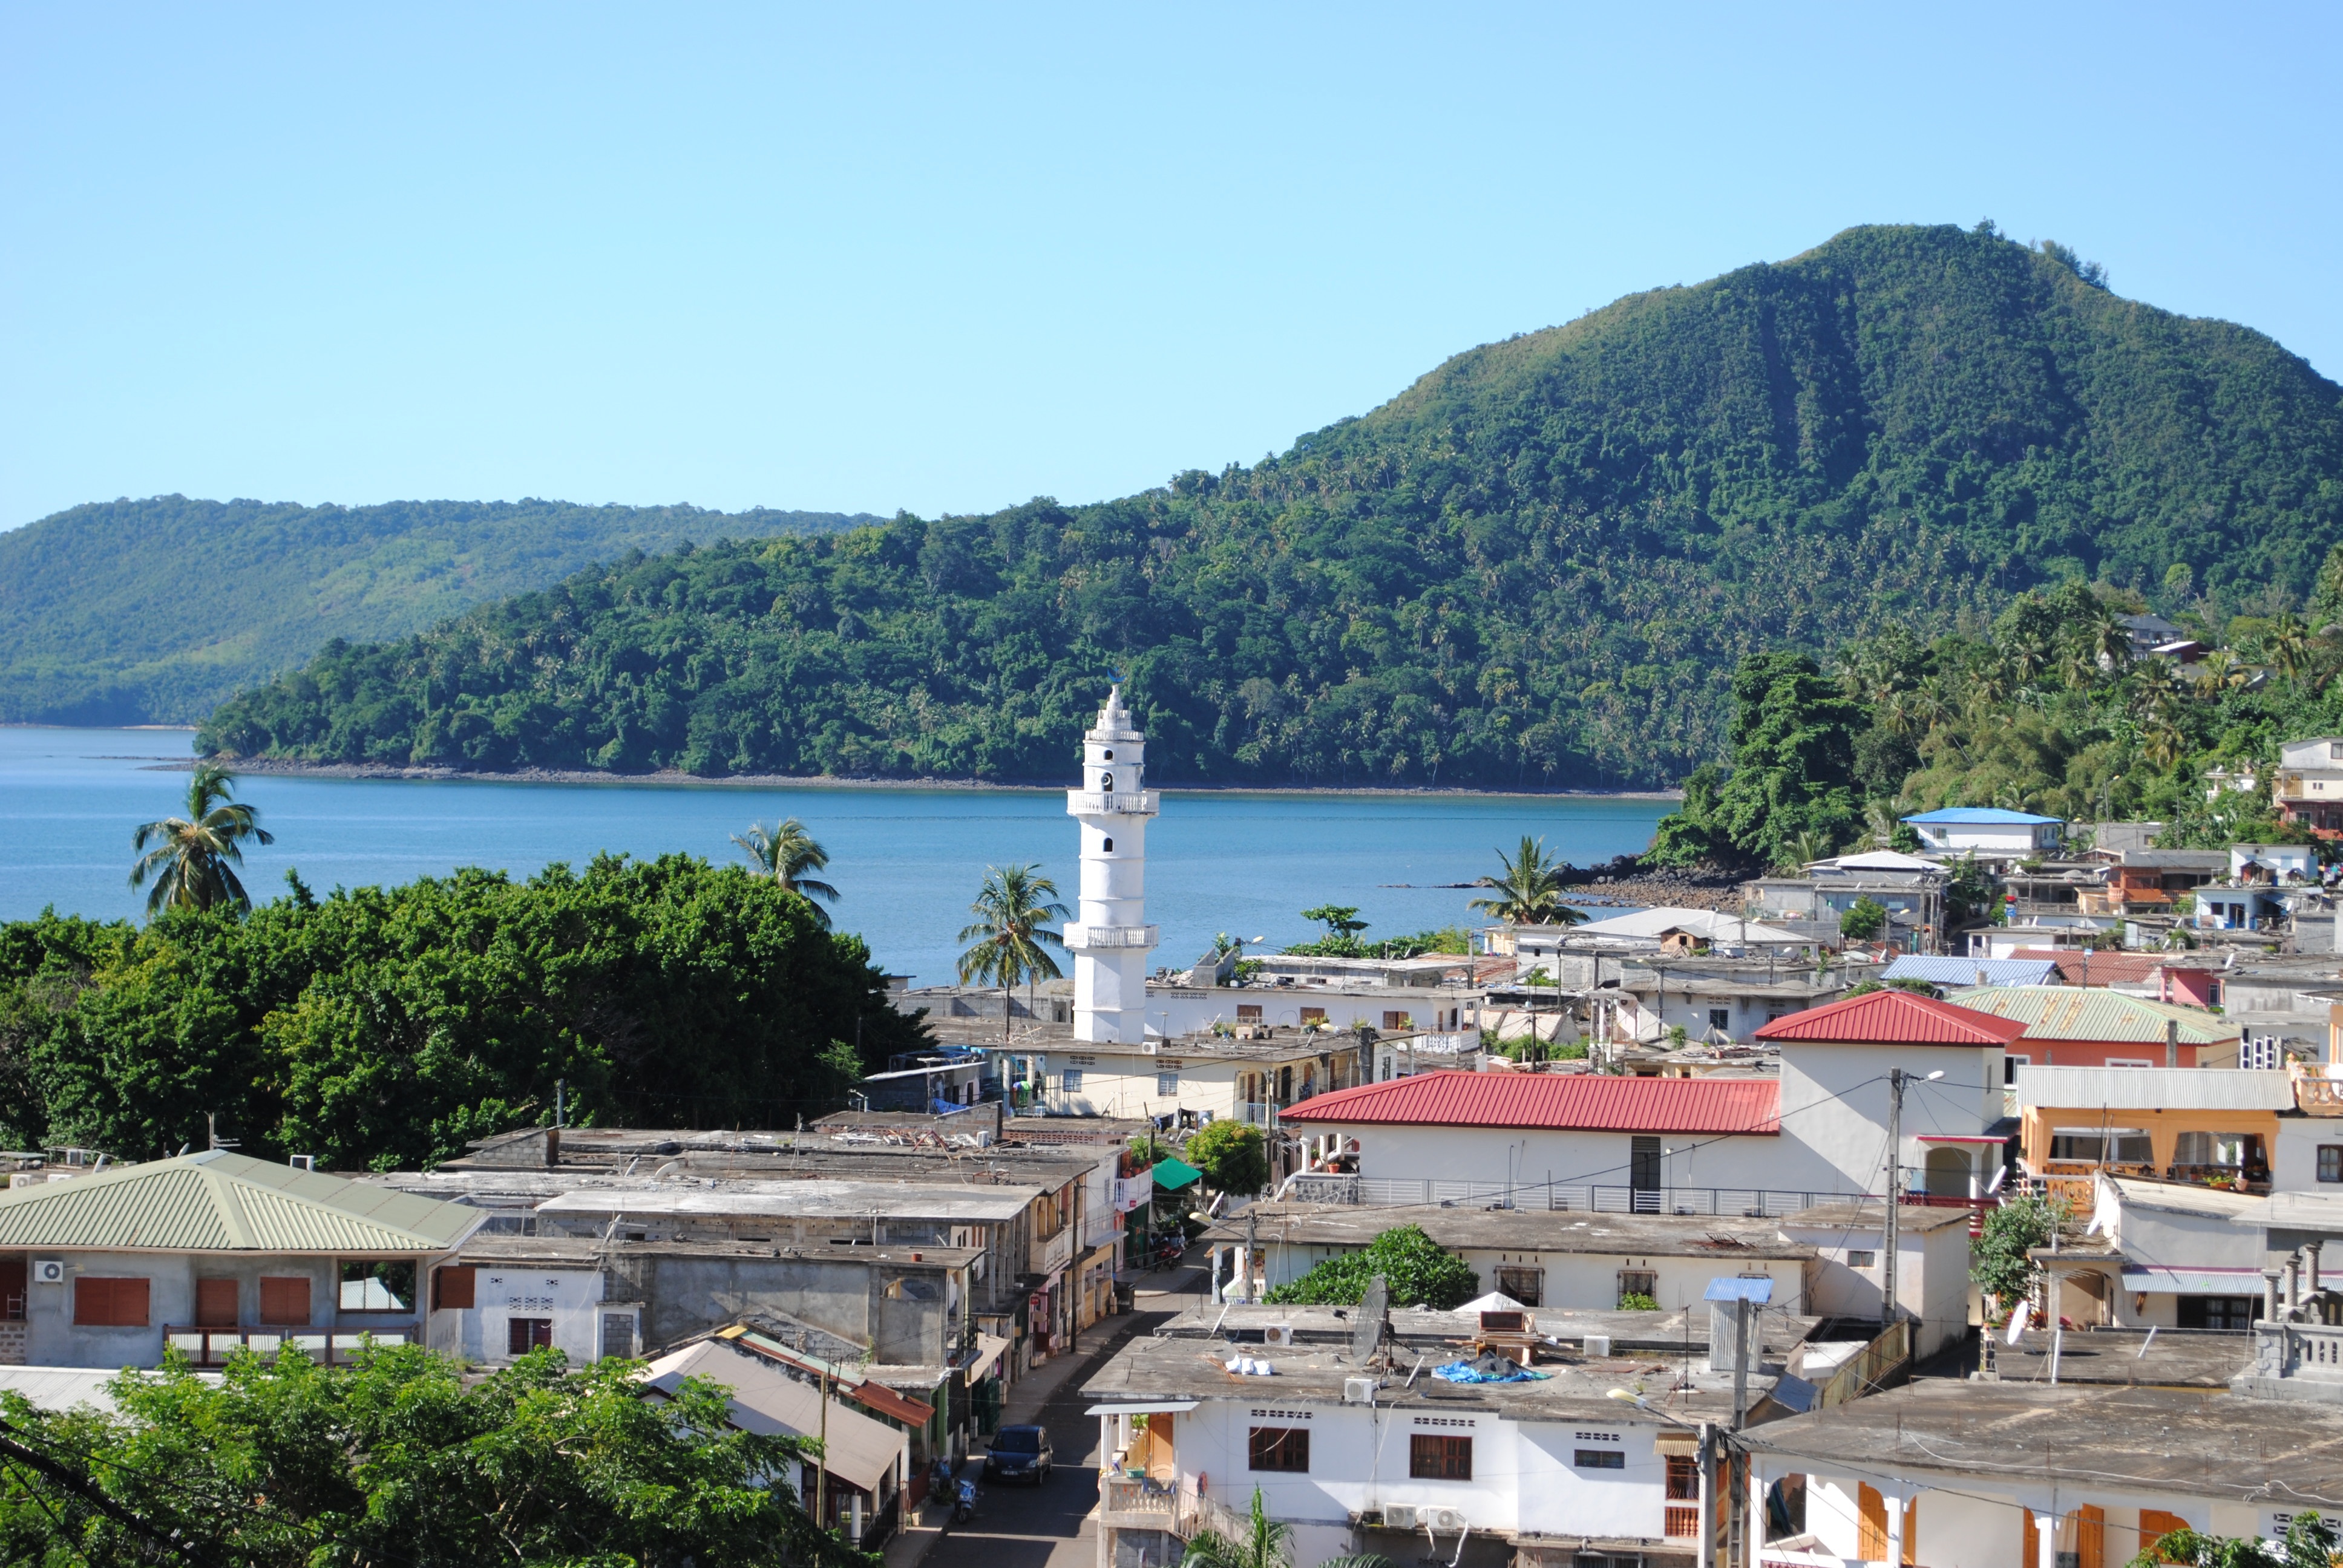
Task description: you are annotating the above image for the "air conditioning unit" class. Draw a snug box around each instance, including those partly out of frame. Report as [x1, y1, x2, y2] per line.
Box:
[1342, 1376, 1377, 1405]
[1380, 1506, 1418, 1529]
[1428, 1509, 1469, 1533]
[31, 1260, 65, 1286]
[1263, 1323, 1296, 1347]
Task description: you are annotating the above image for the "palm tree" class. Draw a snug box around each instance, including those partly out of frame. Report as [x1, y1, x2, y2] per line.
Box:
[732, 818, 840, 927]
[2266, 613, 2312, 684]
[1469, 834, 1582, 928]
[129, 763, 275, 915]
[957, 864, 1070, 1042]
[1181, 1489, 1293, 1568]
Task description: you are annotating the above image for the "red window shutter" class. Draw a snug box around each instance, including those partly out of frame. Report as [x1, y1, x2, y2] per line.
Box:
[433, 1266, 476, 1310]
[258, 1276, 311, 1325]
[195, 1279, 239, 1327]
[74, 1276, 151, 1327]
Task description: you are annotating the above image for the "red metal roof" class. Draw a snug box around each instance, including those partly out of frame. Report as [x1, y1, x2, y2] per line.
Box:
[1278, 1072, 1779, 1135]
[1752, 989, 2029, 1047]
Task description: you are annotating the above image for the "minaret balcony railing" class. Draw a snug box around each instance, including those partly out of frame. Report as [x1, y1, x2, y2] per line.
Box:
[1063, 922, 1160, 950]
[1065, 790, 1159, 817]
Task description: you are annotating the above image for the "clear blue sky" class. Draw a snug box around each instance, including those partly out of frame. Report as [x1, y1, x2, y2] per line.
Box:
[4, 4, 2336, 530]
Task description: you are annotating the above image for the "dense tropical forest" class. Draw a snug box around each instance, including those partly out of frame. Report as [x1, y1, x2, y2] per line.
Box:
[0, 854, 921, 1168]
[1645, 566, 2343, 873]
[194, 223, 2343, 788]
[0, 496, 873, 725]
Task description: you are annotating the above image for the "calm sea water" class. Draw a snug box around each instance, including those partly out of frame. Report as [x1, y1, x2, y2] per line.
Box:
[0, 727, 1668, 985]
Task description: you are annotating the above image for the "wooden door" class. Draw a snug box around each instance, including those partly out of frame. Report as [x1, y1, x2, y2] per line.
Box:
[2138, 1511, 2189, 1563]
[1858, 1485, 1916, 1565]
[2075, 1505, 2105, 1568]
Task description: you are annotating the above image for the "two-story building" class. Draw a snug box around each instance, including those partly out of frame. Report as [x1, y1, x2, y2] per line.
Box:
[2273, 736, 2343, 837]
[1900, 807, 2063, 858]
[0, 1149, 482, 1370]
[1945, 985, 2242, 1072]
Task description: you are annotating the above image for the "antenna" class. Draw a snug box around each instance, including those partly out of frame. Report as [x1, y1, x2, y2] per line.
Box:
[1352, 1274, 1390, 1365]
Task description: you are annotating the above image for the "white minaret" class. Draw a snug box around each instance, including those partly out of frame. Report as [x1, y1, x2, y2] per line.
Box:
[1066, 685, 1159, 1044]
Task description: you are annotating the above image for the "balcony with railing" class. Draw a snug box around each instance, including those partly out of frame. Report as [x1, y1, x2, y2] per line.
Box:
[165, 1322, 421, 1366]
[1063, 923, 1160, 950]
[1098, 1475, 1245, 1540]
[2293, 1061, 2343, 1116]
[1066, 791, 1159, 817]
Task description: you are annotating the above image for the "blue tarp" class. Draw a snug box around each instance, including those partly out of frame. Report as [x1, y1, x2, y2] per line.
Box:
[1431, 1359, 1550, 1384]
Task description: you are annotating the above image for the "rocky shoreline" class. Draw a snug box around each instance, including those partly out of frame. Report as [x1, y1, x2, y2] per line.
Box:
[1561, 855, 1747, 912]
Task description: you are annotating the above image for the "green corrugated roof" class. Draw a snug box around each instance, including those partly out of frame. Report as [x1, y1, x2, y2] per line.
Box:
[1943, 985, 2238, 1045]
[1152, 1157, 1202, 1191]
[0, 1151, 484, 1253]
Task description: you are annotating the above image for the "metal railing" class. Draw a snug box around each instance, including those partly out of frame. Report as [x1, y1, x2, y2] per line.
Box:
[164, 1323, 420, 1365]
[1098, 1476, 1245, 1541]
[1065, 791, 1159, 817]
[1281, 1175, 1873, 1216]
[1063, 923, 1161, 949]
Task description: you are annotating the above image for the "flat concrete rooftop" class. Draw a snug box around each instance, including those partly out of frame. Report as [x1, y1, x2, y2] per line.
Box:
[1204, 1202, 1816, 1260]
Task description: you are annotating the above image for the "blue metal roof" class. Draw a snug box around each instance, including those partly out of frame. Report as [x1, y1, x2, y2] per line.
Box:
[1901, 808, 2062, 825]
[1704, 1277, 1775, 1304]
[1881, 956, 2060, 988]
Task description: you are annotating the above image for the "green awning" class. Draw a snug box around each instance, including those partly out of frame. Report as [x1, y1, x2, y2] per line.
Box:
[1151, 1157, 1202, 1191]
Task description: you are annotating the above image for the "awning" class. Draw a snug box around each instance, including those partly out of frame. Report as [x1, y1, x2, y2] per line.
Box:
[2120, 1265, 2269, 1295]
[1915, 1134, 2010, 1144]
[965, 1333, 1012, 1382]
[1152, 1157, 1203, 1191]
[1653, 1431, 1700, 1457]
[1086, 1400, 1200, 1417]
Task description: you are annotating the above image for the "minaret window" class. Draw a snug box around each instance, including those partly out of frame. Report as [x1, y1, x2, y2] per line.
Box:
[1103, 750, 1114, 760]
[1100, 773, 1115, 791]
[1103, 838, 1115, 852]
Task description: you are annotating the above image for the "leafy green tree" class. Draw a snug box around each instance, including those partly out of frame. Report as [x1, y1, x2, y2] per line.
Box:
[1838, 897, 1888, 943]
[2128, 1512, 2335, 1568]
[1645, 762, 1732, 868]
[1300, 905, 1367, 939]
[1, 855, 917, 1169]
[1265, 1225, 1478, 1309]
[1181, 1488, 1293, 1568]
[0, 1343, 861, 1568]
[1971, 1194, 2060, 1313]
[1468, 835, 1582, 928]
[1185, 1120, 1270, 1197]
[128, 763, 275, 916]
[956, 865, 1069, 1043]
[732, 817, 841, 928]
[1706, 653, 1866, 869]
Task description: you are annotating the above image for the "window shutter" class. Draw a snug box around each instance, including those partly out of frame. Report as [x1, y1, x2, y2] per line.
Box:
[433, 1266, 477, 1310]
[73, 1276, 151, 1327]
[259, 1276, 312, 1325]
[195, 1278, 239, 1327]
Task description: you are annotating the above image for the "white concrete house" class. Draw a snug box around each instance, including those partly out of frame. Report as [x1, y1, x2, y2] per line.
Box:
[1774, 1203, 1974, 1359]
[1901, 807, 2063, 857]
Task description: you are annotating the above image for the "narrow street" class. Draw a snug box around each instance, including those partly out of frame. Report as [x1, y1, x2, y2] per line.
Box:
[912, 1263, 1208, 1568]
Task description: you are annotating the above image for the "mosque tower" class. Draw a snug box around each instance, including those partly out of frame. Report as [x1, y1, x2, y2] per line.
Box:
[1065, 685, 1159, 1044]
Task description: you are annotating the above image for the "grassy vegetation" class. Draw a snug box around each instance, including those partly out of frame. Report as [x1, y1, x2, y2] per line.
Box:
[200, 223, 2341, 786]
[0, 497, 871, 724]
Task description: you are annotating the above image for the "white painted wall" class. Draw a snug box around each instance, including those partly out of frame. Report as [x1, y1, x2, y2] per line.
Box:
[433, 1263, 608, 1365]
[1254, 1234, 1808, 1315]
[2273, 1118, 2343, 1195]
[1777, 1042, 2006, 1195]
[1329, 1122, 1792, 1195]
[1766, 1464, 2240, 1568]
[1776, 1214, 1971, 1357]
[1158, 1399, 1682, 1544]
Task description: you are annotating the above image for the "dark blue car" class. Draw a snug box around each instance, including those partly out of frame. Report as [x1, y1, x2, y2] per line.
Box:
[982, 1425, 1054, 1484]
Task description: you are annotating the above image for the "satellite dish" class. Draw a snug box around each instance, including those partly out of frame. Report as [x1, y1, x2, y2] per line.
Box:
[1352, 1275, 1390, 1364]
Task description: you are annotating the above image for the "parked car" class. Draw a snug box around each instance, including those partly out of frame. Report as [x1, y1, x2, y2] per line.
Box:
[983, 1425, 1054, 1485]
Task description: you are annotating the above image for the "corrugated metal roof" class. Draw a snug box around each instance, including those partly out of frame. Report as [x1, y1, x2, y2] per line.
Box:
[644, 1341, 906, 1492]
[1753, 990, 2030, 1046]
[1941, 985, 2239, 1045]
[1277, 1071, 1779, 1135]
[2005, 950, 2204, 986]
[0, 1151, 485, 1253]
[1881, 956, 2060, 987]
[1904, 808, 2061, 825]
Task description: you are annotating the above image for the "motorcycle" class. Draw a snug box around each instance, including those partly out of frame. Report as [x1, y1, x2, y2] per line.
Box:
[951, 1478, 977, 1525]
[1147, 1236, 1187, 1270]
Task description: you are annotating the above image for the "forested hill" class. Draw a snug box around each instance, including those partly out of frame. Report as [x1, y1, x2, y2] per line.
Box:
[0, 497, 875, 724]
[200, 223, 2343, 788]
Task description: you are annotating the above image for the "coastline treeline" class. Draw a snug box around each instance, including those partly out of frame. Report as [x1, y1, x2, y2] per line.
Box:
[0, 855, 923, 1168]
[195, 223, 2342, 791]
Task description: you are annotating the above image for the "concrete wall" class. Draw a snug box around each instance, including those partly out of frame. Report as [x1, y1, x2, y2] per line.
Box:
[1771, 1466, 2262, 1568]
[2273, 1117, 2343, 1197]
[1252, 1236, 1807, 1316]
[432, 1263, 608, 1364]
[598, 1252, 963, 1363]
[1335, 1123, 1791, 1195]
[1776, 1216, 1971, 1357]
[1777, 1042, 2006, 1195]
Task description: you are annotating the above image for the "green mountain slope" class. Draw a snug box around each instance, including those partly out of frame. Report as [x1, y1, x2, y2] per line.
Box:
[0, 497, 875, 724]
[199, 223, 2343, 786]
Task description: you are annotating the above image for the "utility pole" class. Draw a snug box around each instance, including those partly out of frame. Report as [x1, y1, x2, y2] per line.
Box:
[1882, 1069, 1905, 1330]
[817, 1358, 831, 1534]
